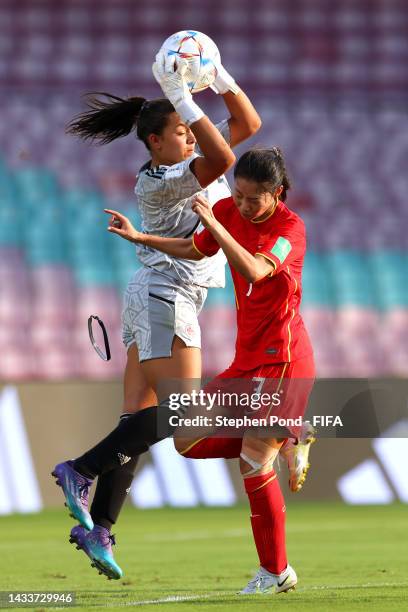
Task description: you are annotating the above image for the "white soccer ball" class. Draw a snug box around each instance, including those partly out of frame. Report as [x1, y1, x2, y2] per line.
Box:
[158, 30, 220, 93]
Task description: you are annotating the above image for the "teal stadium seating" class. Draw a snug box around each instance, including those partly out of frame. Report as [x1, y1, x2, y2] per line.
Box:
[324, 250, 376, 308]
[1, 154, 408, 380]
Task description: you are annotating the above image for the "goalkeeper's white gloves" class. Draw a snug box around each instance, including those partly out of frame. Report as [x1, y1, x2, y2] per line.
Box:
[152, 51, 204, 126]
[210, 60, 240, 95]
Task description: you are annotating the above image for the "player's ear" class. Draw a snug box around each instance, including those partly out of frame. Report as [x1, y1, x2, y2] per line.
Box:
[147, 133, 161, 151]
[275, 185, 284, 198]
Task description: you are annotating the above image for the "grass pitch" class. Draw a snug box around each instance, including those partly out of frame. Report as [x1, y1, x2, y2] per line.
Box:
[0, 502, 407, 611]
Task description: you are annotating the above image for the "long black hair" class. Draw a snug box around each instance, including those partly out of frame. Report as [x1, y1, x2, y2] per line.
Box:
[234, 147, 291, 201]
[66, 93, 175, 149]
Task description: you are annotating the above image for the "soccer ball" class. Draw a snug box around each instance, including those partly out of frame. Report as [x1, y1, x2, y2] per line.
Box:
[158, 30, 220, 93]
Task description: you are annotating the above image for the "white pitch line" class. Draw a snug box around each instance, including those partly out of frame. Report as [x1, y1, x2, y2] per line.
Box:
[68, 583, 408, 609]
[301, 582, 408, 592]
[82, 593, 221, 608]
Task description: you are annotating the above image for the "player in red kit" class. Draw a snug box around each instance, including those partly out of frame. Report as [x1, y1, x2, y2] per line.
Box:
[106, 147, 316, 594]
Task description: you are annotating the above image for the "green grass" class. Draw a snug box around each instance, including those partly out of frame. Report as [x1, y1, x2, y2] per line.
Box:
[0, 503, 407, 611]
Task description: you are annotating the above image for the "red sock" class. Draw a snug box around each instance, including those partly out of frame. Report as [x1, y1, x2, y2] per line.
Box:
[244, 470, 287, 575]
[181, 437, 242, 459]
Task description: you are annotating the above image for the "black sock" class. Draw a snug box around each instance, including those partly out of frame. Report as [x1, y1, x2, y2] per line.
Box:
[90, 414, 139, 531]
[73, 400, 182, 479]
[90, 455, 139, 531]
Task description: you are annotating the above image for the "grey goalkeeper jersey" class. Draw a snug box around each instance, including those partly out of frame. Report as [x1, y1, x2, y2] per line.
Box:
[134, 120, 231, 288]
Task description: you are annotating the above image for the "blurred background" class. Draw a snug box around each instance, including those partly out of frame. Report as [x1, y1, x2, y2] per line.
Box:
[1, 0, 408, 513]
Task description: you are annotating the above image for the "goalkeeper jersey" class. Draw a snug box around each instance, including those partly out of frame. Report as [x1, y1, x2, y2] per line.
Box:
[193, 196, 313, 369]
[134, 120, 230, 288]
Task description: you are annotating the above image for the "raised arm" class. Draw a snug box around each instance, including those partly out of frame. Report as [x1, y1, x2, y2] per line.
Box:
[191, 196, 274, 283]
[190, 88, 262, 184]
[223, 90, 262, 147]
[189, 117, 236, 188]
[153, 53, 235, 188]
[208, 58, 261, 147]
[105, 209, 202, 261]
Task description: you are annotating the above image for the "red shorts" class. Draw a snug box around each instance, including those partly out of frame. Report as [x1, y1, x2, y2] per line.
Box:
[201, 354, 315, 438]
[217, 353, 315, 381]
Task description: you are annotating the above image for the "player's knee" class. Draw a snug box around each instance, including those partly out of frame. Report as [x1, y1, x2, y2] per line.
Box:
[239, 451, 274, 477]
[123, 396, 147, 414]
[123, 383, 156, 413]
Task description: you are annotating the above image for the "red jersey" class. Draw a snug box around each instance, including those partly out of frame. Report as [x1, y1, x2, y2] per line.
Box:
[193, 197, 313, 371]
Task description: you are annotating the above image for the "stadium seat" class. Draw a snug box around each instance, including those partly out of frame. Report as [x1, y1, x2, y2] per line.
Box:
[0, 342, 34, 381]
[73, 322, 125, 379]
[312, 342, 346, 378]
[32, 289, 75, 327]
[34, 347, 79, 380]
[325, 251, 376, 308]
[0, 0, 406, 380]
[0, 177, 21, 246]
[301, 307, 336, 343]
[0, 323, 29, 350]
[75, 286, 121, 328]
[30, 264, 75, 295]
[73, 264, 116, 288]
[302, 252, 334, 307]
[199, 306, 236, 375]
[14, 166, 59, 204]
[0, 286, 31, 327]
[368, 251, 408, 309]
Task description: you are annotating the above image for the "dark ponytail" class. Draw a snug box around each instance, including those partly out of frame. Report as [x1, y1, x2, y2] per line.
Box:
[234, 147, 291, 201]
[66, 93, 175, 149]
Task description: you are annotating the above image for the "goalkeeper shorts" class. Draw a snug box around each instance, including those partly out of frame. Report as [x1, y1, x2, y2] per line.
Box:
[122, 266, 207, 361]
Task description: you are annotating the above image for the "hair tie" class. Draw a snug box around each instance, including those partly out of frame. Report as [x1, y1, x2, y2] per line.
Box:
[139, 100, 150, 115]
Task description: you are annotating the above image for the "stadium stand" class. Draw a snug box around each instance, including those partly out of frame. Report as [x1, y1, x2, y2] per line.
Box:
[0, 0, 407, 379]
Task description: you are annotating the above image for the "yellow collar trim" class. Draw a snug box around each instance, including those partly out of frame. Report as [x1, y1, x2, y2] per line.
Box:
[250, 201, 279, 224]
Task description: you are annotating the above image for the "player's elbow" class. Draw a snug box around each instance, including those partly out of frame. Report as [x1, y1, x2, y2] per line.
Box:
[187, 242, 205, 260]
[245, 113, 262, 137]
[212, 148, 236, 176]
[248, 264, 273, 283]
[190, 250, 205, 261]
[221, 150, 236, 174]
[244, 269, 259, 284]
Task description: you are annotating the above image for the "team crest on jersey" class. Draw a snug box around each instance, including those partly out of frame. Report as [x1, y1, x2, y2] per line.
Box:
[185, 324, 195, 338]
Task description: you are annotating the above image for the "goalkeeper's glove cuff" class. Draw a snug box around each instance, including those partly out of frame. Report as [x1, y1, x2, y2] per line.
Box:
[211, 65, 240, 95]
[174, 99, 205, 126]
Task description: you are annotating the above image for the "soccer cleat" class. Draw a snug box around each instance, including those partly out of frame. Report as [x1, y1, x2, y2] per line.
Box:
[69, 525, 123, 580]
[280, 420, 316, 492]
[51, 461, 94, 530]
[240, 564, 297, 595]
[239, 564, 297, 594]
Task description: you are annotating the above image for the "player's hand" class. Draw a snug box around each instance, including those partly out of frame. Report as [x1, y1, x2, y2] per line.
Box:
[191, 195, 219, 230]
[152, 51, 204, 126]
[152, 51, 191, 107]
[210, 59, 240, 95]
[104, 209, 144, 244]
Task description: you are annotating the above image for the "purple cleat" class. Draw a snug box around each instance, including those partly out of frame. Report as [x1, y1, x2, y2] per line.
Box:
[69, 525, 123, 580]
[51, 461, 94, 531]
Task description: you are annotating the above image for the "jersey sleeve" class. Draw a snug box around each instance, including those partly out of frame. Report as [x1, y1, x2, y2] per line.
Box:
[192, 225, 220, 258]
[256, 220, 305, 274]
